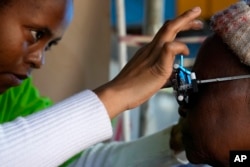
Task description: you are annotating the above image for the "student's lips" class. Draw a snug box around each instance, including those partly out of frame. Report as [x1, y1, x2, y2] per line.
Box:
[2, 73, 28, 86]
[0, 73, 27, 93]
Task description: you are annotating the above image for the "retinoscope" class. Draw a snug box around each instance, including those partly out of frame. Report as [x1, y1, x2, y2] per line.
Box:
[170, 55, 250, 106]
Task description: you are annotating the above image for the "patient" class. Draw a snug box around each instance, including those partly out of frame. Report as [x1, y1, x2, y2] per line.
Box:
[175, 1, 250, 166]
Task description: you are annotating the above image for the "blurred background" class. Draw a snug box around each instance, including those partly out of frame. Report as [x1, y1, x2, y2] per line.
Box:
[32, 0, 237, 166]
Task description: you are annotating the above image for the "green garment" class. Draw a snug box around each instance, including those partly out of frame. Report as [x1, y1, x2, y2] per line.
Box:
[0, 77, 53, 123]
[0, 77, 81, 166]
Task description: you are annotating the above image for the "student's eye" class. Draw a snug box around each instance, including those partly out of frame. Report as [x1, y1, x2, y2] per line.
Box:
[45, 41, 58, 51]
[30, 30, 45, 42]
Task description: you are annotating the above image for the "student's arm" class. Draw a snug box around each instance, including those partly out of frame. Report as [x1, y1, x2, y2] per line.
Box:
[0, 85, 113, 167]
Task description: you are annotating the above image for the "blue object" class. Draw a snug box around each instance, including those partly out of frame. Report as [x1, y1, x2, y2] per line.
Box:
[111, 0, 176, 26]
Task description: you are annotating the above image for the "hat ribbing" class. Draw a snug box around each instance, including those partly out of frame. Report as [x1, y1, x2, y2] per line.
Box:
[211, 1, 250, 66]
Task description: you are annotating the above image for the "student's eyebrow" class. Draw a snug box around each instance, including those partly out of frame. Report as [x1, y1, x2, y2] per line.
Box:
[42, 27, 51, 36]
[40, 27, 52, 36]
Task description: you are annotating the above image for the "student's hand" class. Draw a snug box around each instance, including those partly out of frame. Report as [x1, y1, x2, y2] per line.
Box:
[94, 7, 203, 118]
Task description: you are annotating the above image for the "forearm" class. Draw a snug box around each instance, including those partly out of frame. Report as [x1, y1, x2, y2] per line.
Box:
[0, 90, 113, 167]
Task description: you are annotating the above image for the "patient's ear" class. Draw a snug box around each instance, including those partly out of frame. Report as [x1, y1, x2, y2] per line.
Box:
[169, 118, 185, 154]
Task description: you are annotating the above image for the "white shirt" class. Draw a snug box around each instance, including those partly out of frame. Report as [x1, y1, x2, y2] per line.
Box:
[68, 126, 183, 167]
[0, 90, 113, 167]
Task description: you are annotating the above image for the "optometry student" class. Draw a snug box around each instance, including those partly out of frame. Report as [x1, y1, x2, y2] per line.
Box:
[0, 0, 203, 166]
[1, 77, 188, 167]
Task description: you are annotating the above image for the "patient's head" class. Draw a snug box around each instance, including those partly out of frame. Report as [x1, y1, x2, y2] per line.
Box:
[178, 1, 250, 166]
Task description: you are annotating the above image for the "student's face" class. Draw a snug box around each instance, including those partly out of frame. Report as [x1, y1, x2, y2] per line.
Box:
[179, 34, 250, 166]
[0, 0, 73, 93]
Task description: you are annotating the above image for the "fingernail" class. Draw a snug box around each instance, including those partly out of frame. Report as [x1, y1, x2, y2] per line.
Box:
[193, 20, 204, 29]
[192, 6, 201, 12]
[193, 20, 203, 25]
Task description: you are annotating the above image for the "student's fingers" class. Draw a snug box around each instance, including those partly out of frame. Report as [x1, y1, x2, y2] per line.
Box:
[154, 41, 189, 75]
[153, 7, 203, 46]
[94, 7, 202, 118]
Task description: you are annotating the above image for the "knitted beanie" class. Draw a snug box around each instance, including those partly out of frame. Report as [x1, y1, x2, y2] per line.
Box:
[210, 0, 250, 66]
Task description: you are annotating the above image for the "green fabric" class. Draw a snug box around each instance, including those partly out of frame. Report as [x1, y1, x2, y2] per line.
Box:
[0, 78, 115, 166]
[0, 77, 81, 166]
[0, 77, 53, 123]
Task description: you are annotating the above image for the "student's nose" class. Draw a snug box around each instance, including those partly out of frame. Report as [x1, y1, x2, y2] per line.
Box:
[26, 50, 45, 69]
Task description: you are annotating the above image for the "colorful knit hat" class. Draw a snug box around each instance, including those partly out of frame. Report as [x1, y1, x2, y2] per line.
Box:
[210, 0, 250, 66]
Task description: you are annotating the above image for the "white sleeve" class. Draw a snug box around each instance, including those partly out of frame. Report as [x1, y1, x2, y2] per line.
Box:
[0, 90, 113, 167]
[67, 126, 182, 167]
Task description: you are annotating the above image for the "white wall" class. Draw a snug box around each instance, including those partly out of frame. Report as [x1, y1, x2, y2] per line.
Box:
[32, 0, 111, 102]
